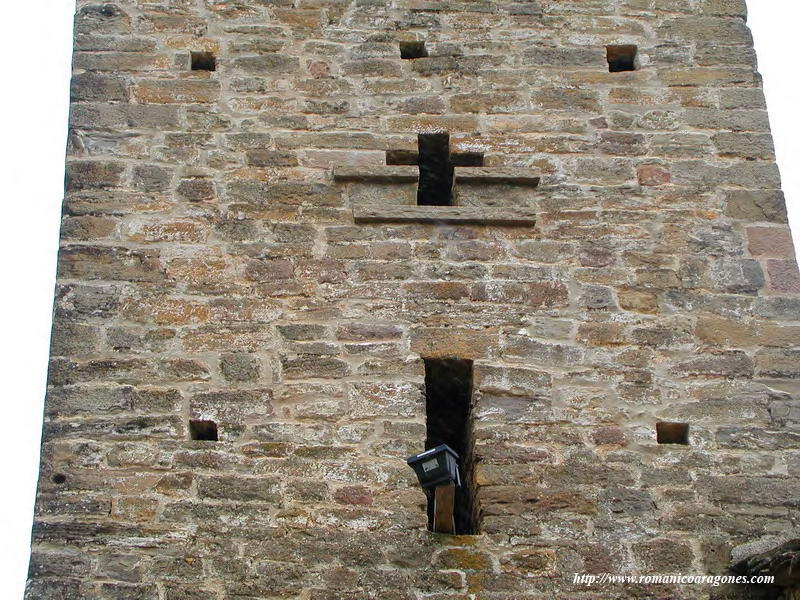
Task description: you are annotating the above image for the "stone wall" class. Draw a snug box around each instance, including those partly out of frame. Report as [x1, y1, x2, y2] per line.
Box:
[28, 0, 800, 598]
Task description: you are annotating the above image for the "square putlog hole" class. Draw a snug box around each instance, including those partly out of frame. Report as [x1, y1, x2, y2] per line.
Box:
[656, 422, 689, 445]
[191, 51, 216, 71]
[400, 41, 428, 60]
[189, 419, 218, 441]
[607, 45, 637, 72]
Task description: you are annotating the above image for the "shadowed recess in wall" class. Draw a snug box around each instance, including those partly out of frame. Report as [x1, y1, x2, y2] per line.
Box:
[424, 358, 479, 534]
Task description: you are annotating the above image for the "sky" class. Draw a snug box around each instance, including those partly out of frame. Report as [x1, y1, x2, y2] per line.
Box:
[0, 1, 799, 597]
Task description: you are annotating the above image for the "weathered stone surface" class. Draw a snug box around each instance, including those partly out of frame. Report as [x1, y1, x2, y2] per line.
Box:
[353, 205, 537, 225]
[66, 161, 125, 190]
[334, 166, 418, 183]
[673, 351, 755, 378]
[133, 80, 220, 104]
[637, 163, 672, 186]
[220, 353, 261, 382]
[410, 328, 497, 359]
[725, 190, 788, 223]
[28, 2, 800, 599]
[58, 246, 163, 282]
[767, 259, 800, 293]
[747, 226, 796, 258]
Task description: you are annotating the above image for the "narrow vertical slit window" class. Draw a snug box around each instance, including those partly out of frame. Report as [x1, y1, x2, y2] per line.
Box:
[417, 133, 454, 206]
[423, 358, 478, 534]
[606, 45, 637, 72]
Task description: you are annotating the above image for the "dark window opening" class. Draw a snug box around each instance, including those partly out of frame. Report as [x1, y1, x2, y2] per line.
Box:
[191, 51, 216, 72]
[386, 137, 484, 206]
[387, 151, 484, 168]
[400, 41, 428, 60]
[656, 422, 689, 445]
[607, 45, 637, 72]
[417, 133, 454, 206]
[51, 473, 67, 485]
[190, 419, 219, 441]
[424, 358, 478, 534]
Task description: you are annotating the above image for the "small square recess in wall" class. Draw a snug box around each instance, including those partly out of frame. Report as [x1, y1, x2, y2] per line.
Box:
[191, 51, 216, 71]
[190, 419, 218, 441]
[656, 422, 689, 445]
[607, 45, 637, 72]
[400, 41, 428, 59]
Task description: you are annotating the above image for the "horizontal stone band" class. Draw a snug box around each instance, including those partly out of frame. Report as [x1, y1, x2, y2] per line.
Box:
[454, 167, 541, 187]
[333, 166, 419, 183]
[353, 205, 537, 225]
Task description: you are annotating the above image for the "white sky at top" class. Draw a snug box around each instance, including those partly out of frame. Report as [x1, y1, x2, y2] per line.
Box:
[0, 1, 797, 596]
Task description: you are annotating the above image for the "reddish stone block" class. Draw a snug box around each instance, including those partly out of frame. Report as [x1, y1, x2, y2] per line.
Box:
[637, 164, 671, 186]
[767, 259, 800, 293]
[748, 226, 796, 257]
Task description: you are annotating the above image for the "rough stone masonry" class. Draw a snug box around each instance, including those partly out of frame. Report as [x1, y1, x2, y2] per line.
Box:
[27, 0, 800, 598]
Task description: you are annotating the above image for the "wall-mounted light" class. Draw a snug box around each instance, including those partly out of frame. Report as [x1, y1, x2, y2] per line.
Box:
[407, 444, 461, 489]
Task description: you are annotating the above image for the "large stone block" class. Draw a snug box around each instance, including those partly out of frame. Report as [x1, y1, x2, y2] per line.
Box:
[132, 79, 221, 104]
[410, 328, 497, 359]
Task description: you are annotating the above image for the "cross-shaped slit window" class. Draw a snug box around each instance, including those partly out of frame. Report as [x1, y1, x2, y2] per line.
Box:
[387, 133, 484, 206]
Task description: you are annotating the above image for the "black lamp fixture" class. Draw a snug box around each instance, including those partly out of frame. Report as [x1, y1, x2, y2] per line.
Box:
[407, 444, 461, 489]
[407, 444, 462, 534]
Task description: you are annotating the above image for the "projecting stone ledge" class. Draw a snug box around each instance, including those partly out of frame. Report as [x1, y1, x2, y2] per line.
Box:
[732, 538, 800, 589]
[352, 205, 537, 225]
[333, 166, 418, 183]
[454, 167, 541, 187]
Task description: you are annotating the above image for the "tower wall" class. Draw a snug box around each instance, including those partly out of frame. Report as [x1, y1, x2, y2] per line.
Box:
[29, 1, 800, 598]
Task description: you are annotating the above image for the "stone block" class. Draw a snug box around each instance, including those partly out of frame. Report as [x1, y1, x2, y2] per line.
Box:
[246, 150, 299, 167]
[714, 132, 774, 159]
[132, 79, 220, 104]
[708, 476, 800, 507]
[711, 258, 765, 293]
[410, 328, 497, 359]
[66, 160, 125, 191]
[190, 390, 274, 432]
[75, 4, 132, 34]
[767, 259, 800, 293]
[198, 475, 281, 502]
[348, 182, 417, 206]
[725, 190, 788, 223]
[632, 538, 695, 573]
[281, 356, 351, 379]
[220, 353, 261, 382]
[58, 245, 163, 282]
[747, 227, 795, 258]
[673, 351, 754, 378]
[756, 349, 800, 379]
[71, 72, 128, 102]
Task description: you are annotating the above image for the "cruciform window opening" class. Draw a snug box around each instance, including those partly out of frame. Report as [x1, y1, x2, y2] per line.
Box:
[386, 134, 485, 206]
